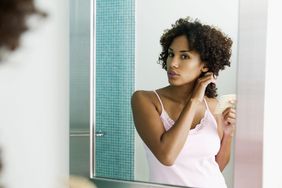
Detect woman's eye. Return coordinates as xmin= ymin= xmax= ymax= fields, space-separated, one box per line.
xmin=168 ymin=52 xmax=174 ymax=57
xmin=181 ymin=54 xmax=189 ymax=59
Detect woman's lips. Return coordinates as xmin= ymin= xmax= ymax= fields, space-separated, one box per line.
xmin=167 ymin=71 xmax=180 ymax=78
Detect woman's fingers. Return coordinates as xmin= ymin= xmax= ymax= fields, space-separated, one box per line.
xmin=222 ymin=107 xmax=236 ymax=124
xmin=197 ymin=72 xmax=216 ymax=86
xmin=191 ymin=72 xmax=216 ymax=102
xmin=225 ymin=117 xmax=236 ymax=125
xmin=222 ymin=108 xmax=236 ymax=118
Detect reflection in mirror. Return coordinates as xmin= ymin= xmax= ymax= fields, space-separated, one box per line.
xmin=134 ymin=1 xmax=238 ymax=188
xmin=90 ymin=0 xmax=238 ymax=188
xmin=133 ymin=19 xmax=236 ymax=188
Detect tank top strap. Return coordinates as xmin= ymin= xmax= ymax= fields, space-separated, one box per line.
xmin=153 ymin=91 xmax=164 ymax=112
xmin=203 ymin=97 xmax=211 ymax=112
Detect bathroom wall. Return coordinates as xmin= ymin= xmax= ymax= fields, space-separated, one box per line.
xmin=69 ymin=0 xmax=136 ymax=180
xmin=264 ymin=0 xmax=282 ymax=187
xmin=95 ymin=0 xmax=135 ymax=180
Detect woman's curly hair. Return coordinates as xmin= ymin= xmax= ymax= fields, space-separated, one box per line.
xmin=0 ymin=1 xmax=46 ymax=186
xmin=0 ymin=0 xmax=46 ymax=54
xmin=158 ymin=17 xmax=233 ymax=98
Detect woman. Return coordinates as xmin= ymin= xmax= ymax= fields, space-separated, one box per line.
xmin=131 ymin=17 xmax=235 ymax=188
xmin=0 ymin=1 xmax=46 ymax=187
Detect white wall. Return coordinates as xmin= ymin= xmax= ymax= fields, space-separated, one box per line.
xmin=135 ymin=0 xmax=238 ymax=94
xmin=0 ymin=0 xmax=69 ymax=188
xmin=263 ymin=0 xmax=282 ymax=187
xmin=135 ymin=0 xmax=238 ymax=187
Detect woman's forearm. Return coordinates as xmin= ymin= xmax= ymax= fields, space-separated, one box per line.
xmin=215 ymin=133 xmax=233 ymax=171
xmin=159 ymin=98 xmax=201 ymax=165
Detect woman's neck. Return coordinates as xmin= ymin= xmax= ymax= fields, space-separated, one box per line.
xmin=164 ymin=84 xmax=195 ymax=104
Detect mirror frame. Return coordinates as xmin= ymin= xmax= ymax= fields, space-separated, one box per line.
xmin=89 ymin=0 xmax=268 ymax=187
xmin=233 ymin=0 xmax=267 ymax=187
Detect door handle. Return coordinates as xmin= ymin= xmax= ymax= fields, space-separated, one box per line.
xmin=95 ymin=130 xmax=106 ymax=137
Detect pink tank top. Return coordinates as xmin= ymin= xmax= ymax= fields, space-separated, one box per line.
xmin=143 ymin=91 xmax=227 ymax=188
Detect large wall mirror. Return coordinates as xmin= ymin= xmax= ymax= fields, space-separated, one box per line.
xmin=70 ymin=0 xmax=267 ymax=187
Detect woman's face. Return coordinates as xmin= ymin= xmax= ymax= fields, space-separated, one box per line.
xmin=166 ymin=35 xmax=206 ymax=86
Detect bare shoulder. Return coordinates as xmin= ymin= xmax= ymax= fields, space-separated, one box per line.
xmin=131 ymin=90 xmax=155 ymax=105
xmin=205 ymin=96 xmax=218 ymax=114
xmin=131 ymin=90 xmax=150 ymax=99
xmin=131 ymin=90 xmax=160 ymax=112
xmin=131 ymin=90 xmax=165 ymax=137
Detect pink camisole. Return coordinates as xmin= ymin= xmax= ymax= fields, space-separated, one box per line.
xmin=143 ymin=91 xmax=227 ymax=188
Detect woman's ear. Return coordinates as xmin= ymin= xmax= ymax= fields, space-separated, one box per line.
xmin=201 ymin=66 xmax=209 ymax=73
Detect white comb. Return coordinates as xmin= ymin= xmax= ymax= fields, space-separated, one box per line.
xmin=214 ymin=94 xmax=236 ymax=114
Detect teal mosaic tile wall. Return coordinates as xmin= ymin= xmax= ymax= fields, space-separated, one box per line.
xmin=95 ymin=0 xmax=135 ymax=180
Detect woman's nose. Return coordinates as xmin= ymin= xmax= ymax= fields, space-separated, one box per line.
xmin=169 ymin=57 xmax=179 ymax=68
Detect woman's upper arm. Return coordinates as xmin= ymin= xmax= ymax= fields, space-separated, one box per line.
xmin=131 ymin=91 xmax=166 ymax=155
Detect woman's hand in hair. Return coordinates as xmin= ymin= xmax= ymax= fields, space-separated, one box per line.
xmin=191 ymin=72 xmax=216 ymax=102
